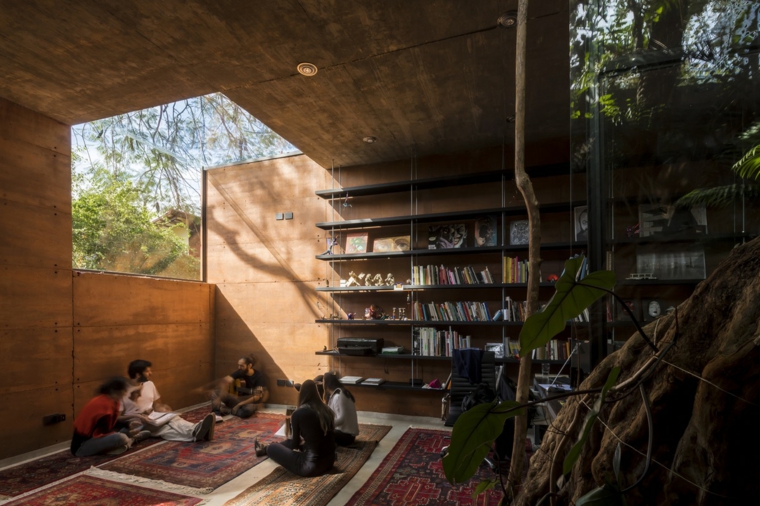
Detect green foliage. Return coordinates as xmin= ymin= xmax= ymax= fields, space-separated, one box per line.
xmin=575 ymin=483 xmax=626 ymax=506
xmin=732 ymin=144 xmax=760 ymax=180
xmin=72 ymin=170 xmax=198 ymax=278
xmin=563 ymin=367 xmax=621 ymax=475
xmin=472 ymin=478 xmax=498 ymax=499
xmin=442 ymin=400 xmax=523 ymax=484
xmin=520 ymin=256 xmax=616 ymax=354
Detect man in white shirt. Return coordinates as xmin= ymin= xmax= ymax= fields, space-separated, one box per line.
xmin=124 ymin=359 xmax=214 ymax=442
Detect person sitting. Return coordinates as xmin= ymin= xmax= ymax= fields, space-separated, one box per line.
xmin=124 ymin=359 xmax=214 ymax=442
xmin=71 ymin=377 xmax=149 ymax=456
xmin=254 ymin=379 xmax=336 ymax=477
xmin=323 ymin=372 xmax=359 ymax=446
xmin=201 ymin=354 xmax=269 ymax=419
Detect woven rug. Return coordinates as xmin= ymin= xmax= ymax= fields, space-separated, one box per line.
xmin=224 ymin=423 xmax=392 ymax=506
xmin=346 ymin=428 xmax=503 ymax=506
xmin=96 ymin=412 xmax=285 ymax=493
xmin=0 ymin=475 xmax=202 ymax=505
xmin=0 ymin=404 xmax=212 ymax=499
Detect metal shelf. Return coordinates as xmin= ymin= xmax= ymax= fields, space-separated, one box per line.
xmin=315 ymin=164 xmax=569 ymax=200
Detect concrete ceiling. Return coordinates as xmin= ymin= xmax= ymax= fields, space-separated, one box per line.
xmin=0 ymin=0 xmax=569 ymax=168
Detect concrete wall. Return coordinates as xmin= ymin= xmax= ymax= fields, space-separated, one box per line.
xmin=206 ymin=155 xmax=332 ymax=409
xmin=0 ymin=98 xmax=214 ymax=459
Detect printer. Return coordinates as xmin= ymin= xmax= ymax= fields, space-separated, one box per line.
xmin=337 ymin=337 xmax=384 ymax=356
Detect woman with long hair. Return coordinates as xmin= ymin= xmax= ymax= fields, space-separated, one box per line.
xmin=71 ymin=377 xmax=149 ymax=456
xmin=323 ymin=372 xmax=359 ymax=446
xmin=255 ymin=379 xmax=335 ymax=477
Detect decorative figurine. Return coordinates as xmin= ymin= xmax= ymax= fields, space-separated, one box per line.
xmin=347 ymin=312 xmax=355 ymax=320
xmin=385 ymin=273 xmax=395 ymax=286
xmin=547 ymin=274 xmax=559 ymax=283
xmin=345 ymin=271 xmax=361 ymax=287
xmin=321 ymin=236 xmax=338 ymax=255
xmin=360 ymin=273 xmax=373 ymax=286
xmin=372 ymin=273 xmax=384 ymax=286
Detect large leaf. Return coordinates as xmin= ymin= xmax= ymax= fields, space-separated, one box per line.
xmin=472 ymin=478 xmax=498 ymax=499
xmin=443 ymin=400 xmax=523 ymax=484
xmin=520 ymin=256 xmax=615 ymax=354
xmin=733 ymin=144 xmax=760 ymax=180
xmin=575 ymin=483 xmax=625 ymax=506
xmin=563 ymin=367 xmax=621 ymax=475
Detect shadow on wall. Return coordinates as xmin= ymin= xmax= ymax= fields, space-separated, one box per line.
xmin=205 ymin=173 xmax=325 ymax=321
xmin=214 ymin=287 xmax=301 ymax=407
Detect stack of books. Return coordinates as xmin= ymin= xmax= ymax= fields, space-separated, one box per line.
xmin=362 ymin=378 xmax=386 ymax=386
xmin=340 ymin=376 xmax=364 ymax=384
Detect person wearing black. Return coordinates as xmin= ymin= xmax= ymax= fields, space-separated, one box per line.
xmin=255 ymin=380 xmax=336 ymax=477
xmin=200 ymin=354 xmax=269 ymax=419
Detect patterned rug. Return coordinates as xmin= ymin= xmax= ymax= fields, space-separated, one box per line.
xmin=346 ymin=428 xmax=503 ymax=506
xmin=224 ymin=423 xmax=392 ymax=506
xmin=1 ymin=475 xmax=202 ymax=505
xmin=0 ymin=405 xmax=212 ymax=499
xmin=97 ymin=412 xmax=285 ymax=493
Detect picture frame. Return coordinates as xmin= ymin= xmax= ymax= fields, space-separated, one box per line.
xmin=639 ymin=204 xmax=708 ymax=238
xmin=373 ymin=235 xmax=411 ymax=252
xmin=509 ymin=220 xmax=529 ymax=245
xmin=574 ymin=206 xmax=588 ymax=242
xmin=345 ymin=232 xmax=369 ymax=254
xmin=484 ymin=343 xmax=505 ymax=359
xmin=474 ymin=215 xmax=497 ymax=247
xmin=636 ymin=245 xmax=706 ymax=280
xmin=428 ymin=224 xmax=467 ymax=249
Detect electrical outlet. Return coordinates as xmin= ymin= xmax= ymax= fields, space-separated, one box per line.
xmin=42 ymin=413 xmax=66 ymax=425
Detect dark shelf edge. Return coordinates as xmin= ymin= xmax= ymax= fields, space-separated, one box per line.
xmin=315 ymin=319 xmax=524 ymax=326
xmin=315 ymin=351 xmax=565 ymax=365
xmin=315 ymin=165 xmax=569 ymax=199
xmin=315 ymin=242 xmax=578 ymax=261
xmin=315 ymin=202 xmax=584 ymax=230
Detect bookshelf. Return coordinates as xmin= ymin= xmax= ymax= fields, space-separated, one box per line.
xmin=314 ymin=164 xmax=582 ymax=389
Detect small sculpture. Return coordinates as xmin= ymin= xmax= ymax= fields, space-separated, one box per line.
xmin=360 ymin=273 xmax=373 ymax=286
xmin=371 ymin=273 xmax=384 ymax=286
xmin=345 ymin=271 xmax=361 ymax=287
xmin=385 ymin=273 xmax=395 ymax=286
xmin=321 ymin=236 xmax=338 ymax=255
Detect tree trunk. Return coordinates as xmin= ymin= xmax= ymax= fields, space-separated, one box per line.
xmin=515 ymin=237 xmax=760 ymax=505
xmin=508 ymin=0 xmax=542 ymax=495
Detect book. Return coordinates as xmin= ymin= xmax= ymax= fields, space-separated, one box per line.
xmin=147 ymin=411 xmax=179 ymax=427
xmin=362 ymin=378 xmax=386 ymax=385
xmin=340 ymin=376 xmax=364 ymax=384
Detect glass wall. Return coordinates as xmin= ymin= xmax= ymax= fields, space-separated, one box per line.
xmin=571 ymin=1 xmax=760 ymax=356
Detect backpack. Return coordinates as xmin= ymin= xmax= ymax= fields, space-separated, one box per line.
xmin=462 ymin=383 xmax=496 ymax=412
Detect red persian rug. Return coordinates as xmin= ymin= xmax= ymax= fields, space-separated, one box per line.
xmin=1 ymin=475 xmax=202 ymax=505
xmin=224 ymin=423 xmax=392 ymax=506
xmin=0 ymin=405 xmax=212 ymax=498
xmin=346 ymin=428 xmax=503 ymax=506
xmin=99 ymin=412 xmax=285 ymax=492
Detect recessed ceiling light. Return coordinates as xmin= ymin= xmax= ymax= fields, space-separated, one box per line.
xmin=497 ymin=11 xmax=518 ymax=29
xmin=297 ymin=62 xmax=318 ymax=76
xmin=363 ymin=136 xmax=377 ymax=144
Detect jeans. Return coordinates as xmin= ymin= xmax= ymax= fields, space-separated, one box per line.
xmin=75 ymin=432 xmax=130 ymax=456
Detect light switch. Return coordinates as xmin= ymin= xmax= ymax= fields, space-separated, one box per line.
xmin=276 ymin=213 xmax=284 ymax=220
xmin=285 ymin=212 xmax=293 ymax=220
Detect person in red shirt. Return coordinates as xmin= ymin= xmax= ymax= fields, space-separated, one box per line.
xmin=71 ymin=377 xmax=146 ymax=456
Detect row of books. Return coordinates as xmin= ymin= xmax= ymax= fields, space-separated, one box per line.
xmin=414 ymin=327 xmax=471 ymax=357
xmin=411 ymin=301 xmax=492 ymax=322
xmin=411 ymin=264 xmax=494 ymax=285
xmin=503 ymin=257 xmax=530 ymax=283
xmin=531 ymin=339 xmax=572 ymax=361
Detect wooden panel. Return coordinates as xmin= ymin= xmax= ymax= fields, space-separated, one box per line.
xmin=0 ymin=266 xmax=73 ymax=328
xmin=73 ymin=323 xmax=213 ymax=383
xmin=0 ymin=387 xmax=74 ymax=460
xmin=74 ymin=362 xmax=213 ymax=415
xmin=73 ymin=272 xmax=212 ymax=326
xmin=0 ymin=98 xmax=70 ymax=154
xmin=0 ymin=137 xmax=71 ymax=210
xmin=205 ymin=240 xmax=324 ymax=284
xmin=0 ymin=198 xmax=71 ymax=269
xmin=0 ymin=327 xmax=72 ymax=394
